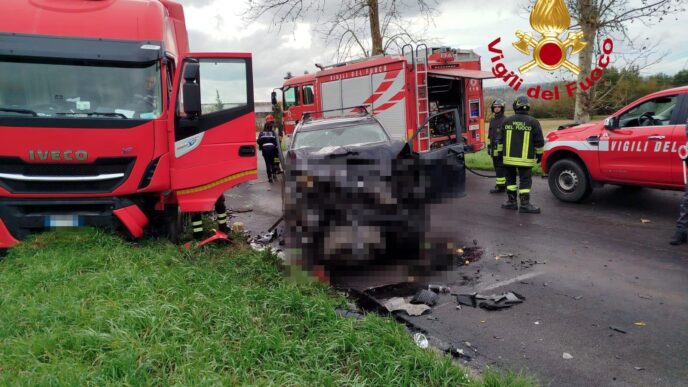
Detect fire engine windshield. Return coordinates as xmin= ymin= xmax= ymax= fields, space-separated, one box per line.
xmin=0 ymin=60 xmax=162 ymax=120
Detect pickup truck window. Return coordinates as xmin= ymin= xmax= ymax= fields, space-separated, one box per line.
xmin=619 ymin=95 xmax=677 ymax=128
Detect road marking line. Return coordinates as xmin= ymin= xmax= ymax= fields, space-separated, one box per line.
xmin=478 ymin=271 xmax=544 ymax=292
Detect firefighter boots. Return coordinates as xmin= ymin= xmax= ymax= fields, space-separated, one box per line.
xmin=518 ymin=193 xmax=541 ymax=214
xmin=670 ymin=230 xmax=687 ymax=245
xmin=501 ymin=191 xmax=518 ymax=210
xmin=490 ymin=185 xmax=506 ymax=194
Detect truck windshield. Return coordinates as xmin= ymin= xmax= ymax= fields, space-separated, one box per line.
xmin=0 ymin=60 xmax=162 ymax=120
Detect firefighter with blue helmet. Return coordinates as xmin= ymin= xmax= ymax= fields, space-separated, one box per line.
xmin=497 ymin=96 xmax=545 ymax=214
xmin=487 ymin=98 xmax=507 ymax=194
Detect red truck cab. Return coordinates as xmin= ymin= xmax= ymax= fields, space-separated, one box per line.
xmin=280 ymin=74 xmax=316 ymax=135
xmin=0 ymin=0 xmax=257 ymax=249
xmin=542 ymin=86 xmax=688 ymax=202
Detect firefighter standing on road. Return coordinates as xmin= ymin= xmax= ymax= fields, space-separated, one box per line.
xmin=257 ymin=114 xmax=279 ymax=183
xmin=498 ymin=96 xmax=545 ymax=214
xmin=487 ymin=99 xmax=507 ymax=194
xmin=670 ymin=119 xmax=688 ymax=246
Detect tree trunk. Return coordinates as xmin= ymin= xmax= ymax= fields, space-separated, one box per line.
xmin=368 ymin=0 xmax=384 ymax=55
xmin=573 ymin=0 xmax=596 ymax=123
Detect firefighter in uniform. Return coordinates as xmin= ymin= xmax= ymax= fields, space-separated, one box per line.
xmin=257 ymin=115 xmax=279 ymax=183
xmin=487 ymin=99 xmax=507 ymax=193
xmin=498 ymin=96 xmax=545 ymax=213
xmin=670 ymin=118 xmax=688 ymax=245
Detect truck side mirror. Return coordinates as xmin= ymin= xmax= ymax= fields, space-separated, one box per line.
xmin=271 ymin=91 xmax=278 ymax=106
xmin=603 ymin=116 xmax=618 ymax=130
xmin=182 ymin=62 xmax=201 ymax=116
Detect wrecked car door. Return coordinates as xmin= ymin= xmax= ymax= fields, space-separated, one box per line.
xmin=397 ymin=109 xmax=467 ymax=203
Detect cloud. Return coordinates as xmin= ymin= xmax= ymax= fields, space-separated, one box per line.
xmin=177 ymin=0 xmax=688 ymax=101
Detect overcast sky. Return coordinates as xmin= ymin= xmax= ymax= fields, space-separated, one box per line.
xmin=178 ymin=0 xmax=688 ymax=101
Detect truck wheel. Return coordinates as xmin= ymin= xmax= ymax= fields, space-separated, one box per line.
xmin=548 ymin=159 xmax=592 ymax=203
xmin=162 ymin=205 xmax=183 ymax=243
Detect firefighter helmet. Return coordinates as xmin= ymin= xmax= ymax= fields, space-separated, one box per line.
xmin=491 ymin=98 xmax=506 ymax=113
xmin=265 ymin=114 xmax=274 ymax=123
xmin=513 ymin=96 xmax=530 ymax=112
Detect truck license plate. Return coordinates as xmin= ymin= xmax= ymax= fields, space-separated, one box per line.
xmin=45 ymin=215 xmax=81 ymax=228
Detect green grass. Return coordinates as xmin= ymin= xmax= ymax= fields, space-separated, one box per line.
xmin=0 ymin=229 xmax=536 ymax=386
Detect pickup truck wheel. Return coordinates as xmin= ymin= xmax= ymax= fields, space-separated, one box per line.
xmin=548 ymin=159 xmax=592 ymax=203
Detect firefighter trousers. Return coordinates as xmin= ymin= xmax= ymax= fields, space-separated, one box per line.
xmin=492 ymin=155 xmax=506 ymax=187
xmin=191 ymin=196 xmax=229 ymax=239
xmin=504 ymin=166 xmax=532 ymax=194
xmin=677 ymin=185 xmax=688 ymax=231
xmin=261 ymin=146 xmax=278 ymax=180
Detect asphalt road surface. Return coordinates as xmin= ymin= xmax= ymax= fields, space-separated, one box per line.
xmin=227 ymin=158 xmax=688 ymax=386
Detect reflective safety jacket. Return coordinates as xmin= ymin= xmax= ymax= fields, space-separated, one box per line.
xmin=498 ymin=112 xmax=545 ymax=167
xmin=487 ymin=112 xmax=506 ymax=157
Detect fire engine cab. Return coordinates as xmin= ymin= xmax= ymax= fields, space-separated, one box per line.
xmin=543 ymin=86 xmax=688 ymax=202
xmin=0 ymin=0 xmax=257 ymax=250
xmin=275 ymin=46 xmax=493 ymax=152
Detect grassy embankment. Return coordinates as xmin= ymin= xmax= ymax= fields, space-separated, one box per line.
xmin=0 ymin=229 xmax=536 ymax=386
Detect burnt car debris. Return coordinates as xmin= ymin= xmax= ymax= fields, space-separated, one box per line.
xmin=280 ymin=107 xmax=468 ymax=280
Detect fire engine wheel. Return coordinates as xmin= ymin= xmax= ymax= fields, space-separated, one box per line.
xmin=548 ymin=159 xmax=592 ymax=203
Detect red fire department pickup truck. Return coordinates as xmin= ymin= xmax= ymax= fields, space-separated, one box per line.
xmin=542 ymin=86 xmax=688 ymax=202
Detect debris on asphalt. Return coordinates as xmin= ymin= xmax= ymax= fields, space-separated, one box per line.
xmin=534 ymin=321 xmax=540 ymax=325
xmin=411 ymin=289 xmax=439 ymax=306
xmin=640 ymin=218 xmax=651 ymax=224
xmin=335 ymin=308 xmax=364 ymax=320
xmin=426 ymin=316 xmax=439 ymax=321
xmin=634 ymin=322 xmax=647 ymax=327
xmin=638 ymin=294 xmax=653 ymax=300
xmin=231 ymin=222 xmax=245 ymax=233
xmin=573 ymin=296 xmax=583 ymax=300
xmin=543 ymin=282 xmax=549 ymax=287
xmin=413 ymin=333 xmax=429 ymax=349
xmin=455 ymin=291 xmax=526 ymax=311
xmin=254 ymin=230 xmax=277 ymax=244
xmin=634 ymin=366 xmax=645 ymax=371
xmin=229 ymin=208 xmax=253 ymax=214
xmin=609 ymin=326 xmax=627 ymax=334
xmin=563 ymin=352 xmax=573 ymax=360
xmin=383 ymin=297 xmax=431 ymax=316
xmin=428 ymin=284 xmax=451 ymax=294
xmin=456 ymin=293 xmax=478 ymax=307
xmin=447 ymin=347 xmax=473 ymax=361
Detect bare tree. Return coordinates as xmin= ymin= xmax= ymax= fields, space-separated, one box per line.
xmin=565 ymin=0 xmax=686 ymax=122
xmin=244 ymin=0 xmax=437 ymax=60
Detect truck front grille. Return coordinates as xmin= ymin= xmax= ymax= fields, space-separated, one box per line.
xmin=0 ymin=157 xmax=135 ymax=194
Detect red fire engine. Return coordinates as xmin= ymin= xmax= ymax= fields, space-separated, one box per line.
xmin=275 ymin=46 xmax=493 ymax=152
xmin=0 ymin=0 xmax=257 ymax=249
xmin=543 ymin=86 xmax=688 ymax=202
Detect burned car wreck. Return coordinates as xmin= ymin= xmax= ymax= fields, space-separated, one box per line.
xmin=281 ymin=108 xmax=468 ymax=279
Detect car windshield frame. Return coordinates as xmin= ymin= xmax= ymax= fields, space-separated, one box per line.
xmin=0 ymin=57 xmax=163 ymax=128
xmin=291 ymin=119 xmax=391 ymax=150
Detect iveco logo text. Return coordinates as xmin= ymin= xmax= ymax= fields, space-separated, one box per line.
xmin=28 ymin=150 xmax=88 ymax=161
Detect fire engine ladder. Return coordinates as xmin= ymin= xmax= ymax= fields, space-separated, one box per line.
xmin=415 ymin=44 xmax=430 ymax=151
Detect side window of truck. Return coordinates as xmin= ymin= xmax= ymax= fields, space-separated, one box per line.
xmin=302 ymin=85 xmax=315 ymax=105
xmin=198 ymin=59 xmax=249 ymax=115
xmin=284 ymin=87 xmax=299 ymax=109
xmin=618 ymin=95 xmax=677 ymax=128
